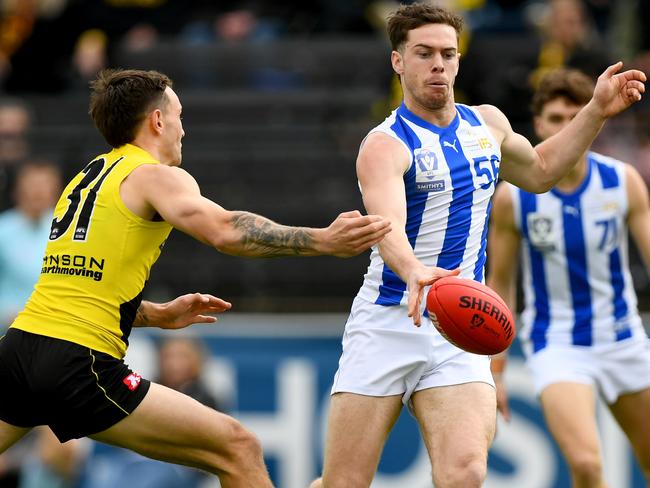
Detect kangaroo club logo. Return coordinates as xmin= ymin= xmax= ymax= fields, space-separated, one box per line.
xmin=123 ymin=372 xmax=142 ymax=391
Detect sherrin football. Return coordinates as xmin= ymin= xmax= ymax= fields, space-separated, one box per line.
xmin=426 ymin=276 xmax=515 ymax=355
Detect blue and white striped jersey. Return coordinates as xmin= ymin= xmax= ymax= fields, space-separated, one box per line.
xmin=511 ymin=153 xmax=646 ymax=355
xmin=357 ymin=103 xmax=501 ymax=307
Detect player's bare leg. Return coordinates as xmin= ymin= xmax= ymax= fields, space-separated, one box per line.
xmin=609 ymin=387 xmax=650 ymax=485
xmin=90 ymin=383 xmax=273 ymax=488
xmin=0 ymin=419 xmax=30 ymax=453
xmin=411 ymin=382 xmax=495 ymax=488
xmin=318 ymin=392 xmax=402 ymax=488
xmin=540 ymin=382 xmax=607 ymax=488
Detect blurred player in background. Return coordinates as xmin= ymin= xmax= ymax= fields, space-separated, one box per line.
xmin=310 ymin=3 xmax=645 ymax=488
xmin=487 ymin=68 xmax=650 ymax=488
xmin=0 ymin=68 xmax=391 ymax=488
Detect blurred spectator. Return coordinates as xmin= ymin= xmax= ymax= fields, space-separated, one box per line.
xmin=583 ymin=0 xmax=614 ymax=35
xmin=0 ymin=0 xmax=37 ymax=84
xmin=0 ymin=98 xmax=30 ymax=166
xmin=0 ymin=430 xmax=33 ymax=488
xmin=4 ymin=0 xmax=197 ymax=93
xmin=157 ymin=336 xmax=222 ymax=411
xmin=0 ymin=160 xmax=61 ymax=327
xmin=0 ymin=98 xmax=31 ymax=211
xmin=456 ymin=0 xmax=612 ymax=138
xmin=18 ymin=428 xmax=90 ymax=488
xmin=71 ymin=29 xmax=108 ymax=89
xmin=463 ymin=0 xmax=531 ymax=33
xmin=2 ymin=0 xmax=76 ymax=93
xmin=530 ymin=0 xmax=612 ymax=83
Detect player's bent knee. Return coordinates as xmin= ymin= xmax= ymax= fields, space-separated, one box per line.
xmin=569 ymin=455 xmax=603 ymax=484
xmin=433 ymin=458 xmax=486 ymax=488
xmin=205 ymin=417 xmax=264 ymax=476
xmin=322 ymin=472 xmax=373 ymax=488
xmin=225 ymin=420 xmax=263 ymax=461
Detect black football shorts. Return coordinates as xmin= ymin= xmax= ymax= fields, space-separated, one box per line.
xmin=0 ymin=328 xmax=150 ymax=442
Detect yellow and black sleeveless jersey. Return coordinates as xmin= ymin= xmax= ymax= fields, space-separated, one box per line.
xmin=12 ymin=144 xmax=172 ymax=359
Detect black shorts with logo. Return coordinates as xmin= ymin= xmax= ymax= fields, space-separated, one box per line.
xmin=0 ymin=328 xmax=150 ymax=442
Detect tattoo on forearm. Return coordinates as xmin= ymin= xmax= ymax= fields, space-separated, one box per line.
xmin=231 ymin=212 xmax=314 ymax=257
xmin=135 ymin=304 xmax=149 ymax=326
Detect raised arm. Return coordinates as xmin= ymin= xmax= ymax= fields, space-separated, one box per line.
xmin=122 ymin=163 xmax=391 ymax=258
xmin=480 ymin=63 xmax=645 ymax=193
xmin=357 ymin=132 xmax=458 ymax=326
xmin=486 ymin=182 xmax=521 ymax=422
xmin=626 ymin=164 xmax=650 ymax=272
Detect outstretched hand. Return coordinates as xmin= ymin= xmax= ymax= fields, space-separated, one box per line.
xmin=156 ymin=293 xmax=232 ymax=330
xmin=592 ymin=62 xmax=646 ymax=118
xmin=322 ymin=210 xmax=392 ymax=257
xmin=407 ymin=266 xmax=460 ymax=326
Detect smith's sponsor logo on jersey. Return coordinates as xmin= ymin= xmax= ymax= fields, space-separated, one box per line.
xmin=41 ymin=253 xmax=105 ymax=281
xmin=416 ymin=180 xmax=446 ymax=192
xmin=414 ymin=147 xmax=447 ymax=192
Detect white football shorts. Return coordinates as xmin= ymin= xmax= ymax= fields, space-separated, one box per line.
xmin=525 ymin=337 xmax=650 ymax=404
xmin=331 ymin=296 xmax=494 ymax=404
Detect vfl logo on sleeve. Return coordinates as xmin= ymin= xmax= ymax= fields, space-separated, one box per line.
xmin=414 ymin=147 xmax=446 ymax=193
xmin=123 ymin=372 xmax=142 ymax=391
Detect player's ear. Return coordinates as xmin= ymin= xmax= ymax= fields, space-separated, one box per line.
xmin=150 ymin=109 xmax=164 ymax=135
xmin=391 ymin=50 xmax=404 ymax=76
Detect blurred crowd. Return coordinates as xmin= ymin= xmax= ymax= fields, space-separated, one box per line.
xmin=0 ymin=0 xmax=646 ymax=94
xmin=0 ymin=1 xmax=649 ymax=486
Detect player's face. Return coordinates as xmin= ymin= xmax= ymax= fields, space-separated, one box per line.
xmin=161 ymin=87 xmax=185 ymax=166
xmin=534 ymin=97 xmax=583 ymax=141
xmin=392 ymin=23 xmax=460 ymax=111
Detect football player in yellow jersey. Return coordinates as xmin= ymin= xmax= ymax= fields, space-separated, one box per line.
xmin=0 ymin=69 xmax=392 ymax=488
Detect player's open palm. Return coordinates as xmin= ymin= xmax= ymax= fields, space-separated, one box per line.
xmin=323 ymin=211 xmax=391 ymax=257
xmin=406 ymin=266 xmax=460 ymax=326
xmin=592 ymin=62 xmax=646 ymax=118
xmin=158 ymin=293 xmax=232 ymax=329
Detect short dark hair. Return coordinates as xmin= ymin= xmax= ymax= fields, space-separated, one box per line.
xmin=531 ymin=69 xmax=594 ymax=115
xmin=387 ymin=3 xmax=464 ymax=51
xmin=89 ymin=69 xmax=172 ymax=148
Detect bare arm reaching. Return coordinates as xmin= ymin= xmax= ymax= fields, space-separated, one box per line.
xmin=486 ymin=183 xmax=522 ymax=422
xmin=121 ymin=163 xmax=392 ymax=258
xmin=479 ymin=63 xmax=646 ymax=193
xmin=626 ymin=164 xmax=650 ymax=272
xmin=486 ymin=183 xmax=520 ymax=313
xmin=356 ymin=133 xmax=458 ymax=326
xmin=133 ymin=293 xmax=232 ymax=329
